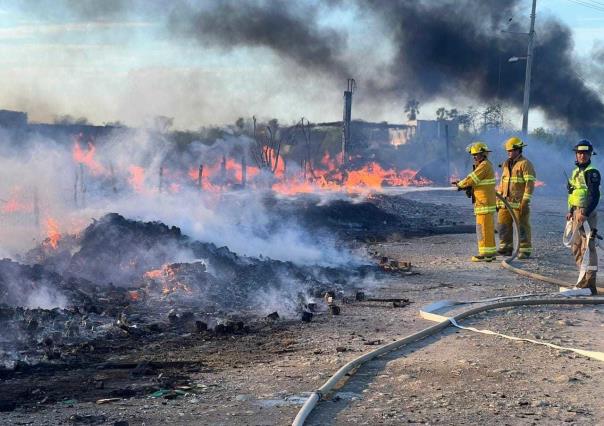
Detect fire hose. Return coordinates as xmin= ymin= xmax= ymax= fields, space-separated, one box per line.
xmin=292 ymin=192 xmax=604 ymax=426
xmin=498 ymin=193 xmax=604 ymax=294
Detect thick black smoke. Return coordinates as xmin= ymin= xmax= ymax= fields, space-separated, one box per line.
xmin=168 ymin=0 xmax=349 ymax=78
xmin=592 ymin=43 xmax=604 ymax=91
xmin=364 ymin=0 xmax=604 ymax=130
xmin=16 ymin=0 xmax=604 ymax=130
xmin=168 ymin=0 xmax=604 ymax=130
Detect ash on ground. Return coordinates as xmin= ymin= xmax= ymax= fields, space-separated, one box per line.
xmin=0 ymin=192 xmax=473 ymax=416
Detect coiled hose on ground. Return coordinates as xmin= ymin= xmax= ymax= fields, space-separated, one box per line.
xmin=292 ymin=193 xmax=603 ymax=426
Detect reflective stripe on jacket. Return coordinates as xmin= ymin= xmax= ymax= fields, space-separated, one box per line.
xmin=458 ymin=159 xmax=497 ymax=215
xmin=497 ymin=155 xmax=536 ymax=209
xmin=568 ymin=164 xmax=597 ymax=209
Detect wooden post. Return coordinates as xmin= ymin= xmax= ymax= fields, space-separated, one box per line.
xmin=74 ymin=169 xmax=79 ymax=207
xmin=197 ymin=165 xmax=203 ymax=191
xmin=33 ymin=187 xmax=40 ymax=237
xmin=79 ymin=164 xmax=85 ymax=207
xmin=221 ymin=155 xmax=227 ymax=186
xmin=159 ymin=166 xmax=164 ymax=193
xmin=109 ymin=162 xmax=118 ymax=194
xmin=241 ymin=154 xmax=247 ymax=188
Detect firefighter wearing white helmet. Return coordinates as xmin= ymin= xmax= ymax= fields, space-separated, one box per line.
xmin=566 ymin=139 xmax=600 ymax=295
xmin=497 ymin=136 xmax=536 ymax=259
xmin=453 ymin=142 xmax=497 ymax=262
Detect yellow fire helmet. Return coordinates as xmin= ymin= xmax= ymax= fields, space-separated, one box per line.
xmin=504 ymin=136 xmax=527 ymax=151
xmin=466 ymin=142 xmax=491 ymax=155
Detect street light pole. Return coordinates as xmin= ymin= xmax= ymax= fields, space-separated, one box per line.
xmin=521 ymin=0 xmax=537 ymax=135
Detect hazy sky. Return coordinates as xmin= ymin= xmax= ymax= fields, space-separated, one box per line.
xmin=0 ymin=0 xmax=601 ymax=130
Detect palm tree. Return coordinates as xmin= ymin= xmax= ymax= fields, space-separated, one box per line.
xmin=436 ymin=107 xmax=447 ymax=120
xmin=404 ymin=99 xmax=420 ymax=121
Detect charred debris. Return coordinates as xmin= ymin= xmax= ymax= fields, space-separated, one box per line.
xmin=0 ymin=191 xmax=471 ymax=372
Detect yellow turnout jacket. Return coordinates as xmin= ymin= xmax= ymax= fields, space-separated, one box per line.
xmin=497 ymin=155 xmax=536 ymax=209
xmin=458 ymin=159 xmax=497 ymax=215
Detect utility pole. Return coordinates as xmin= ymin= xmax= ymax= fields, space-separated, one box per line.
xmin=444 ymin=124 xmax=450 ymax=184
xmin=522 ymin=0 xmax=537 ymax=135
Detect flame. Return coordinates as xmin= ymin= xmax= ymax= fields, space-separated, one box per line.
xmin=73 ymin=140 xmax=105 ymax=175
xmin=128 ymin=290 xmax=140 ymax=302
xmin=45 ymin=218 xmax=61 ymax=249
xmin=128 ymin=166 xmax=145 ymax=192
xmin=267 ymin=162 xmax=431 ymax=195
xmin=144 ymin=264 xmax=192 ymax=295
xmin=345 ymin=163 xmax=385 ymax=188
xmin=271 ymin=179 xmax=325 ymax=195
xmin=69 ymin=141 xmax=437 ymax=198
xmin=187 ymin=159 xmax=261 ymax=191
xmin=188 ymin=167 xmax=198 ymax=181
xmin=144 ymin=268 xmax=163 ymax=280
xmin=1 ymin=187 xmax=32 ymax=213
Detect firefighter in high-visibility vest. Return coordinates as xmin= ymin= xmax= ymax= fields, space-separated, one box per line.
xmin=454 ymin=142 xmax=497 ymax=262
xmin=497 ymin=136 xmax=536 ymax=259
xmin=567 ymin=139 xmax=600 ymax=295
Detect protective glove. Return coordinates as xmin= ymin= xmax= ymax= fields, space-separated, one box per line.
xmin=451 ymin=181 xmax=463 ymax=191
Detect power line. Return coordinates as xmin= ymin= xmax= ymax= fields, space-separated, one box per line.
xmin=566 ymin=0 xmax=604 ymax=11
xmin=565 ymin=0 xmax=604 ymax=12
xmin=578 ymin=0 xmax=604 ymax=8
xmin=584 ymin=0 xmax=604 ymax=7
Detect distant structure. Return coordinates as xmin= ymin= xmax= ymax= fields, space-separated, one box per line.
xmin=0 ymin=108 xmax=123 ymax=145
xmin=0 ymin=110 xmax=27 ymax=128
xmin=316 ymin=120 xmax=414 ymax=149
xmin=409 ymin=119 xmax=459 ymax=141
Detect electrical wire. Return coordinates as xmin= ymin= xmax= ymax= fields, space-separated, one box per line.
xmin=583 ymin=0 xmax=604 ymax=7
xmin=571 ymin=0 xmax=604 ymax=10
xmin=565 ymin=0 xmax=604 ymax=12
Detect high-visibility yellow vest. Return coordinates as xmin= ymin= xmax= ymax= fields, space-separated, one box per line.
xmin=458 ymin=159 xmax=497 ymax=215
xmin=497 ymin=155 xmax=536 ymax=209
xmin=568 ymin=164 xmax=597 ymax=208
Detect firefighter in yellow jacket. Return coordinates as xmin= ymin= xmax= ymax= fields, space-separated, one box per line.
xmin=455 ymin=142 xmax=497 ymax=262
xmin=497 ymin=137 xmax=536 ymax=259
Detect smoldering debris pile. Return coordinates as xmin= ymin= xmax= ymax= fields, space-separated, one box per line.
xmin=27 ymin=212 xmax=363 ymax=298
xmin=274 ymin=192 xmax=473 ymax=241
xmin=0 ymin=212 xmax=372 ymax=368
xmin=0 ymin=191 xmax=474 ymax=369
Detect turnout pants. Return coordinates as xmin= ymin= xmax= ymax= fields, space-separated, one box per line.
xmin=571 ymin=209 xmax=598 ymax=295
xmin=498 ymin=205 xmax=532 ymax=255
xmin=476 ymin=213 xmax=496 ymax=256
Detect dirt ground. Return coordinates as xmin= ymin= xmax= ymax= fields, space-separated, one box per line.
xmin=2 ymin=191 xmax=604 ymax=425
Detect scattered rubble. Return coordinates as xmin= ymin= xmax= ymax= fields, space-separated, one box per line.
xmin=1 ymin=212 xmax=385 ymax=370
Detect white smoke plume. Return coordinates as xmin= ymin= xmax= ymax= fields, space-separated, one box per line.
xmin=0 ymin=127 xmax=357 ymax=268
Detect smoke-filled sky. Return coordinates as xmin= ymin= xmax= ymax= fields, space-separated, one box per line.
xmin=0 ymin=0 xmax=601 ymax=130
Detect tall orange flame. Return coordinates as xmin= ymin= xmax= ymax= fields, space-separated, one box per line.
xmin=46 ymin=218 xmax=61 ymax=249
xmin=128 ymin=166 xmax=145 ymax=193
xmin=73 ymin=141 xmax=105 ymax=175
xmin=1 ymin=187 xmax=32 ymax=213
